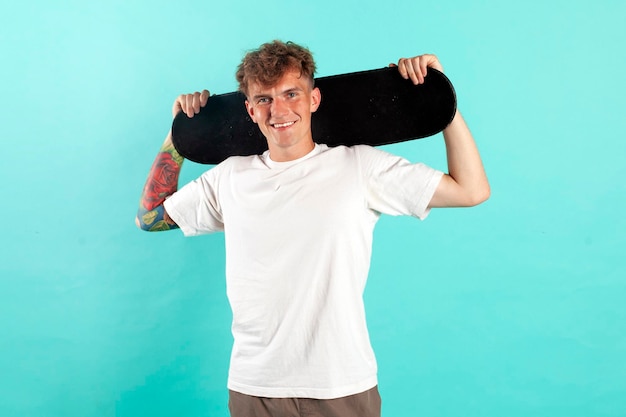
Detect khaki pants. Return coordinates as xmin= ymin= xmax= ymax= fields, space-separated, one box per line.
xmin=228 ymin=386 xmax=381 ymax=417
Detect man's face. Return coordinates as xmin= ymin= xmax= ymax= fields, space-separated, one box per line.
xmin=245 ymin=70 xmax=321 ymax=162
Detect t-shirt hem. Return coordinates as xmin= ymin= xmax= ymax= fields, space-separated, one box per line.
xmin=163 ymin=198 xmax=199 ymax=237
xmin=412 ymin=170 xmax=444 ymax=220
xmin=227 ymin=375 xmax=378 ymax=399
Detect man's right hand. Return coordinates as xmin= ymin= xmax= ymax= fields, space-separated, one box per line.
xmin=172 ymin=89 xmax=210 ymax=119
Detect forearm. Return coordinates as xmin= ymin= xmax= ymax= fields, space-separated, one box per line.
xmin=431 ymin=110 xmax=490 ymax=207
xmin=135 ymin=132 xmax=183 ymax=231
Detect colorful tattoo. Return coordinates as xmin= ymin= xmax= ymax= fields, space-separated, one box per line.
xmin=136 ymin=141 xmax=183 ymax=231
xmin=137 ymin=205 xmax=176 ymax=231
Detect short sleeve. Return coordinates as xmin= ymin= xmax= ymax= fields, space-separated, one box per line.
xmin=164 ymin=167 xmax=224 ymax=236
xmin=355 ymin=145 xmax=443 ymax=220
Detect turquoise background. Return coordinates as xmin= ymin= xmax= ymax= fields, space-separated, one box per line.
xmin=1 ymin=0 xmax=625 ymax=416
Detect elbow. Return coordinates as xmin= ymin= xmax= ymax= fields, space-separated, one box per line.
xmin=467 ymin=183 xmax=491 ymax=207
xmin=135 ymin=215 xmax=151 ymax=231
xmin=135 ymin=207 xmax=178 ymax=232
xmin=135 ymin=213 xmax=160 ymax=232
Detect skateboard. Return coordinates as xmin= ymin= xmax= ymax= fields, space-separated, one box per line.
xmin=171 ymin=67 xmax=456 ymax=165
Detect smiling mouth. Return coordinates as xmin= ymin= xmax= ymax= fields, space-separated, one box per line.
xmin=271 ymin=121 xmax=295 ymax=129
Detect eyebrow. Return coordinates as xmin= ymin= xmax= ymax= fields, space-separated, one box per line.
xmin=251 ymin=86 xmax=304 ymax=102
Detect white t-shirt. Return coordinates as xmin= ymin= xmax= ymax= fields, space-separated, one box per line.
xmin=164 ymin=144 xmax=443 ymax=399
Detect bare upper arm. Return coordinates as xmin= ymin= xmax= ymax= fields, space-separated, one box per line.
xmin=429 ymin=174 xmax=490 ymax=208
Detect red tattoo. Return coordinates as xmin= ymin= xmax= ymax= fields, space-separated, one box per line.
xmin=142 ymin=152 xmax=180 ymax=211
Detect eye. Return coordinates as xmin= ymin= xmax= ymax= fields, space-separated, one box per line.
xmin=257 ymin=97 xmax=270 ymax=105
xmin=287 ymin=92 xmax=298 ymax=98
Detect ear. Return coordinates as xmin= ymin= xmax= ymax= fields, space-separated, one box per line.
xmin=310 ymin=87 xmax=321 ymax=113
xmin=245 ymin=100 xmax=257 ymax=124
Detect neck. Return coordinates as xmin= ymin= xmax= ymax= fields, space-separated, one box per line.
xmin=267 ymin=139 xmax=316 ymax=162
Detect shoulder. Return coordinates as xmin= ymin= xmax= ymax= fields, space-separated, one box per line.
xmin=314 ymin=144 xmax=408 ymax=169
xmin=204 ymin=153 xmax=265 ymax=174
xmin=316 ymin=143 xmax=381 ymax=159
xmin=348 ymin=144 xmax=407 ymax=168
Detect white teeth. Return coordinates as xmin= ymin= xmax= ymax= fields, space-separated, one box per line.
xmin=273 ymin=121 xmax=294 ymax=128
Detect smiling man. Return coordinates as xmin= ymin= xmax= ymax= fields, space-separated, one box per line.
xmin=243 ymin=67 xmax=321 ymax=161
xmin=136 ymin=40 xmax=489 ymax=417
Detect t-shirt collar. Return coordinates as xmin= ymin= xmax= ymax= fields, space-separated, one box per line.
xmin=262 ymin=143 xmax=321 ymax=169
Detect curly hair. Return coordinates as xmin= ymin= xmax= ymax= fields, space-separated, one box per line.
xmin=236 ymin=40 xmax=316 ymax=97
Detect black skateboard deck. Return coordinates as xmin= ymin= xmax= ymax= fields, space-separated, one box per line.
xmin=171 ymin=67 xmax=456 ymax=165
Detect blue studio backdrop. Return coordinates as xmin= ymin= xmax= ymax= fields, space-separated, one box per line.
xmin=1 ymin=1 xmax=625 ymax=416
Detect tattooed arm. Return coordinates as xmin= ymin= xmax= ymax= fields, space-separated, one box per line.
xmin=135 ymin=133 xmax=183 ymax=231
xmin=135 ymin=89 xmax=210 ymax=232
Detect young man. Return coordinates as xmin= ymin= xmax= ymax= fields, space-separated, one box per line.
xmin=136 ymin=40 xmax=489 ymax=417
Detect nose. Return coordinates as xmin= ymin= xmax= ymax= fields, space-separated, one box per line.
xmin=270 ymin=98 xmax=289 ymax=117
